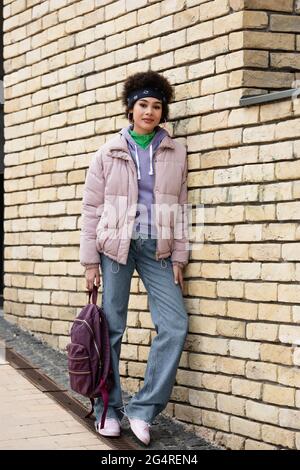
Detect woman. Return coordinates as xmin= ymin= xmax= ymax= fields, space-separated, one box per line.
xmin=79 ymin=70 xmax=189 ymax=446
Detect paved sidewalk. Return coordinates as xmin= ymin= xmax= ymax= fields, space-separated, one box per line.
xmin=0 ymin=362 xmax=114 ymax=450
xmin=0 ymin=312 xmax=222 ymax=450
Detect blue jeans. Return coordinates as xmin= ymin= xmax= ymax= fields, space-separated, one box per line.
xmin=94 ymin=232 xmax=189 ymax=426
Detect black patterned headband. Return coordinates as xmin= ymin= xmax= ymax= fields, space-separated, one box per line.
xmin=127 ymin=87 xmax=167 ymax=109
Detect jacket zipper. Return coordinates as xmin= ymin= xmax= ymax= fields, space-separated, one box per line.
xmin=110 ymin=148 xmax=163 ymax=260
xmin=153 ymin=149 xmax=163 ymax=261
xmin=153 ymin=154 xmax=159 ymax=261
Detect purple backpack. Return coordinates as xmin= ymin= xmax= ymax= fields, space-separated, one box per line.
xmin=66 ymin=285 xmax=114 ymax=429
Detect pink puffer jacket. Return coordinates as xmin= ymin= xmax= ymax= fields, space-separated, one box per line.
xmin=79 ymin=129 xmax=189 ymax=269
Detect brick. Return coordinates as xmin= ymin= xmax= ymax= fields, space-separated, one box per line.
xmin=263 ymin=384 xmax=295 ymax=407
xmin=214 ymin=128 xmax=243 ymax=147
xmin=280 ymin=409 xmax=300 ymax=431
xmin=214 ymin=166 xmax=242 ymax=184
xmin=262 ymin=424 xmax=295 ymax=448
xmin=245 ymin=282 xmax=277 ymax=302
xmin=128 ymin=295 xmax=148 ymax=310
xmin=51 ymin=320 xmax=70 ymax=335
xmin=197 ymin=337 xmax=229 ymax=356
xmin=127 ymin=328 xmax=151 ymax=345
xmin=201 ymin=74 xmax=228 ymax=95
xmin=278 ymin=284 xmax=300 ymax=303
xmin=229 ymin=146 xmax=259 ymax=165
xmin=189 ymin=316 xmax=217 ymax=335
xmin=120 ymin=344 xmax=138 ymax=360
xmin=270 ymin=52 xmax=300 ymax=70
xmin=161 ymin=29 xmax=186 ymax=52
xmin=187 ymin=21 xmax=213 ymax=44
xmin=174 ymin=6 xmax=199 ymax=28
xmin=246 ymin=361 xmax=277 ymax=381
xmin=244 ymin=0 xmax=294 ymax=12
xmin=243 ymin=124 xmax=276 ymax=143
xmin=279 ymin=325 xmax=300 ymax=346
xmin=138 ymin=37 xmax=160 ymax=58
xmin=278 ymin=365 xmax=300 ymax=388
xmin=229 ymin=184 xmax=259 ymax=203
xmin=189 ymin=389 xmax=216 ymax=409
xmin=228 ymin=107 xmax=259 ymax=126
xmin=276 ymin=119 xmax=300 ymax=140
xmin=217 ymin=280 xmax=244 ymax=298
xmin=200 ymin=299 xmax=226 ymax=317
xmin=270 ymin=15 xmax=300 ymax=32
xmin=217 ymin=394 xmax=245 ymax=416
xmin=246 ymin=69 xmax=294 ymax=89
xmin=232 ymin=378 xmax=261 ymax=399
xmin=217 ymin=431 xmax=245 ymax=449
xmin=259 ymin=140 xmax=293 ymax=162
xmin=234 ymin=224 xmax=262 ymax=241
xmin=188 ymin=353 xmax=217 ymax=372
xmin=200 ymin=0 xmax=230 ymax=21
xmin=261 ymin=263 xmax=294 ymax=282
xmin=230 ymin=31 xmax=295 ymax=51
xmin=188 ymin=59 xmax=215 ymax=79
xmin=217 ymin=356 xmax=245 ymax=375
xmin=231 ymin=262 xmax=260 ymax=280
xmin=229 ymin=340 xmax=260 ymax=359
xmin=188 ymin=167 xmax=212 ymax=187
xmin=202 ymin=374 xmax=231 ymax=393
xmin=175 ymin=44 xmax=199 ymax=65
xmin=149 ymin=15 xmax=173 ymax=36
xmin=227 ymin=300 xmax=258 ymax=320
xmin=214 ymin=11 xmax=268 ymax=35
xmin=230 ymin=416 xmax=261 ymax=439
xmin=246 ymin=400 xmax=278 ymax=424
xmin=202 ymin=409 xmax=230 ymax=431
xmin=188 ymin=277 xmax=216 ymax=297
xmin=261 ymin=224 xmax=295 ymax=243
xmin=200 ymin=187 xmax=227 ymax=204
xmin=293 ymin=306 xmax=300 ymax=324
xmin=245 ymin=439 xmax=277 ymax=450
xmin=214 ymin=88 xmax=245 ymax=110
xmin=200 ymin=36 xmax=229 ymax=59
xmin=246 ymin=323 xmax=278 ymax=342
xmin=216 ymin=319 xmax=246 ymax=338
xmin=258 ymin=303 xmax=292 ymax=323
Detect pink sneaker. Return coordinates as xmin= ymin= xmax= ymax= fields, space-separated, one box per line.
xmin=128 ymin=417 xmax=151 ymax=446
xmin=95 ymin=417 xmax=121 ymax=437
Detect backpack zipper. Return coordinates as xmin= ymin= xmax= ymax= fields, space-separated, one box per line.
xmin=74 ymin=318 xmax=102 ymax=366
xmin=68 ymin=356 xmax=90 ymax=360
xmin=69 ymin=370 xmax=91 ymax=374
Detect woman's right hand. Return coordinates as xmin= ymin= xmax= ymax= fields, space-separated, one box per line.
xmin=85 ymin=267 xmax=101 ymax=291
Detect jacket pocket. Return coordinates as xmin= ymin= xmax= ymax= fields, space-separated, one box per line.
xmin=96 ymin=227 xmax=109 ymax=253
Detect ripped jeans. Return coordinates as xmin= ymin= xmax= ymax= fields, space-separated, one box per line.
xmin=94 ymin=231 xmax=189 ymax=426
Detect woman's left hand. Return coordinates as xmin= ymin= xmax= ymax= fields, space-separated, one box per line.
xmin=173 ymin=264 xmax=184 ymax=291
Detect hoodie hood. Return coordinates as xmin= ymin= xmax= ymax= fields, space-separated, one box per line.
xmin=119 ymin=124 xmax=169 ymax=180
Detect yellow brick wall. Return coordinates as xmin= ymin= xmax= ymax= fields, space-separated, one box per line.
xmin=2 ymin=0 xmax=300 ymax=450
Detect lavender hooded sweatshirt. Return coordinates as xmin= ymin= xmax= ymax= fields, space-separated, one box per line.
xmin=119 ymin=124 xmax=169 ymax=238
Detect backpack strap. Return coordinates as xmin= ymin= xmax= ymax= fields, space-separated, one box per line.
xmin=98 ymin=380 xmax=109 ymax=429
xmin=99 ymin=308 xmax=112 ymax=383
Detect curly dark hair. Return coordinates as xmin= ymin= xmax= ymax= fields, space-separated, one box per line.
xmin=121 ymin=70 xmax=174 ymax=124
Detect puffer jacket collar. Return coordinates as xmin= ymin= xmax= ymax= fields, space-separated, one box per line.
xmin=105 ymin=131 xmax=175 ymax=159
